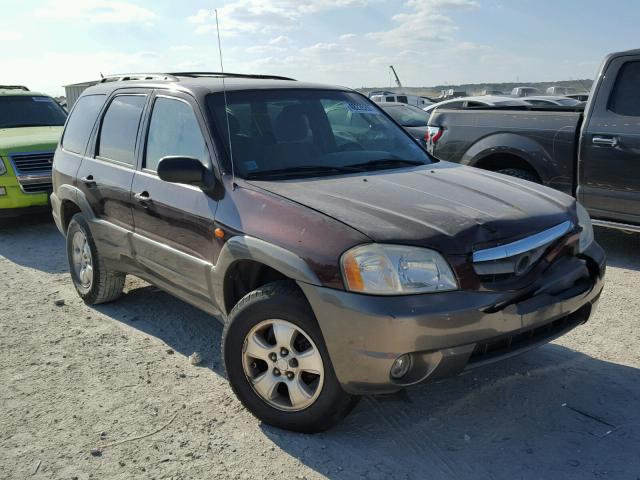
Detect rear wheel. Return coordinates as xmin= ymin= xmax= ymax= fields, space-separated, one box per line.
xmin=495 ymin=168 xmax=541 ymax=183
xmin=223 ymin=281 xmax=358 ymax=432
xmin=66 ymin=213 xmax=125 ymax=305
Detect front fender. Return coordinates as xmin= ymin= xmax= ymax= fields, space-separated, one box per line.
xmin=212 ymin=235 xmax=322 ymax=316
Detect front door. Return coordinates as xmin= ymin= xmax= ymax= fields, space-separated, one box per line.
xmin=131 ymin=92 xmax=220 ymax=304
xmin=578 ymin=57 xmax=640 ymax=225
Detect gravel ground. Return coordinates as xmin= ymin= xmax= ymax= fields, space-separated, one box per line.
xmin=1 ymin=214 xmax=639 ymax=480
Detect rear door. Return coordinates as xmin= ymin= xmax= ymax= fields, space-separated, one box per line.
xmin=130 ymin=91 xmax=220 ymax=303
xmin=76 ymin=90 xmax=149 ymax=261
xmin=578 ymin=57 xmax=640 ymax=225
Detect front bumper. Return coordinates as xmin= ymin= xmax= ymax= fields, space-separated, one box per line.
xmin=299 ymin=243 xmax=605 ymax=395
xmin=0 ymin=176 xmax=50 ymax=216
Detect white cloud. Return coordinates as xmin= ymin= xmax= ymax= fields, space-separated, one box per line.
xmin=301 ymin=42 xmax=342 ymax=54
xmin=339 ymin=33 xmax=357 ymax=41
xmin=246 ymin=44 xmax=286 ymax=54
xmin=2 ymin=50 xmax=169 ymax=95
xmin=366 ymin=0 xmax=478 ymax=48
xmin=269 ymin=35 xmax=292 ymax=46
xmin=188 ymin=0 xmax=369 ymax=36
xmin=36 ymin=0 xmax=156 ymax=25
xmin=0 ymin=31 xmax=23 ymax=42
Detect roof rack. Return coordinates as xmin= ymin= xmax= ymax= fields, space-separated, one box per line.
xmin=0 ymin=85 xmax=30 ymax=91
xmin=168 ymin=72 xmax=296 ymax=81
xmin=99 ymin=73 xmax=179 ymax=83
xmin=96 ymin=72 xmax=296 ymax=85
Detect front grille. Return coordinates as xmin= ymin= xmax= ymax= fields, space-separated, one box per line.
xmin=467 ymin=304 xmax=591 ymax=366
xmin=10 ymin=152 xmax=54 ymax=175
xmin=9 ymin=152 xmax=54 ymax=194
xmin=20 ymin=181 xmax=53 ymax=193
xmin=472 ymin=221 xmax=575 ymax=284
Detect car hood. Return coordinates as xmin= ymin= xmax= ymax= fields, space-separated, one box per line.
xmin=0 ymin=126 xmax=63 ymax=155
xmin=248 ymin=161 xmax=575 ymax=255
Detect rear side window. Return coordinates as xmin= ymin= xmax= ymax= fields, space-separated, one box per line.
xmin=97 ymin=95 xmax=146 ymax=165
xmin=609 ymin=61 xmax=640 ymax=116
xmin=63 ymin=95 xmax=105 ymax=154
xmin=145 ymin=97 xmax=208 ymax=171
xmin=396 ymin=96 xmax=408 ymax=104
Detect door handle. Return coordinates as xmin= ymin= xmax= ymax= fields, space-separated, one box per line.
xmin=80 ymin=175 xmax=96 ymax=187
xmin=592 ymin=136 xmax=619 ymax=147
xmin=134 ymin=191 xmax=151 ymax=204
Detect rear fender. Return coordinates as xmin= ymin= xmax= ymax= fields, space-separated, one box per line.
xmin=462 ymin=133 xmax=551 ymax=182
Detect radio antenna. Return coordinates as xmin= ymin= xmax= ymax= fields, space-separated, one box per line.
xmin=214 ymin=9 xmax=236 ymax=188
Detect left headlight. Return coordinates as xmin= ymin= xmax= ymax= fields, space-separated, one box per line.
xmin=576 ymin=202 xmax=594 ymax=252
xmin=341 ymin=244 xmax=458 ymax=295
xmin=0 ymin=157 xmax=6 ymax=176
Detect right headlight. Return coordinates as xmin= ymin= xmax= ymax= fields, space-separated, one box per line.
xmin=576 ymin=202 xmax=594 ymax=253
xmin=0 ymin=157 xmax=6 ymax=176
xmin=341 ymin=243 xmax=458 ymax=295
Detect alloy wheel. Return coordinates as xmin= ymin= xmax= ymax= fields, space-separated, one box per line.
xmin=71 ymin=230 xmax=93 ymax=289
xmin=242 ymin=319 xmax=324 ymax=411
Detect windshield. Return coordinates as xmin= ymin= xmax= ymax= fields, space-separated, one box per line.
xmin=207 ymin=89 xmax=431 ymax=179
xmin=0 ymin=95 xmax=67 ymax=129
xmin=382 ymin=104 xmax=430 ymax=127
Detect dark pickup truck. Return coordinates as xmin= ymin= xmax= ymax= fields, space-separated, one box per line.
xmin=427 ymin=48 xmax=640 ymax=232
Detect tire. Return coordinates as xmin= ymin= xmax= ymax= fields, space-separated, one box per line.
xmin=495 ymin=168 xmax=541 ymax=184
xmin=223 ymin=281 xmax=358 ymax=433
xmin=66 ymin=213 xmax=125 ymax=305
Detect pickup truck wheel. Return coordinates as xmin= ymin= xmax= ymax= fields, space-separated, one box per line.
xmin=496 ymin=168 xmax=541 ymax=184
xmin=222 ymin=281 xmax=358 ymax=433
xmin=66 ymin=213 xmax=125 ymax=305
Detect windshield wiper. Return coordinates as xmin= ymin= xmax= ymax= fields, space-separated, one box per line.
xmin=344 ymin=158 xmax=425 ymax=171
xmin=246 ymin=165 xmax=356 ymax=179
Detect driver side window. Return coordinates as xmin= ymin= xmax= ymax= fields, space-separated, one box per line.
xmin=145 ymin=97 xmax=208 ymax=172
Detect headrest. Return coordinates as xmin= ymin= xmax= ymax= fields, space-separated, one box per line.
xmin=274 ymin=104 xmax=311 ymax=142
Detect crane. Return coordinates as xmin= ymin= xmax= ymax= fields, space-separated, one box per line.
xmin=389 ymin=65 xmax=402 ymax=88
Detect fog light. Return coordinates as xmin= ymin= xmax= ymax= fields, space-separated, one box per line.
xmin=0 ymin=187 xmax=6 ymax=196
xmin=390 ymin=354 xmax=412 ymax=379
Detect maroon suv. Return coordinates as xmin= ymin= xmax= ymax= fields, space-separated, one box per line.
xmin=51 ymin=72 xmax=605 ymax=432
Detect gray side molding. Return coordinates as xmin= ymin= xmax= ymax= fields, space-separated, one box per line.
xmin=212 ymin=235 xmax=321 ymax=315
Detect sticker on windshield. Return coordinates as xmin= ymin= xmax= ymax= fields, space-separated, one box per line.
xmin=32 ymin=96 xmax=54 ymax=102
xmin=244 ymin=160 xmax=258 ymax=171
xmin=345 ymin=102 xmax=380 ymax=114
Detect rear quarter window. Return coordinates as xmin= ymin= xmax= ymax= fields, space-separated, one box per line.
xmin=62 ymin=95 xmax=106 ymax=155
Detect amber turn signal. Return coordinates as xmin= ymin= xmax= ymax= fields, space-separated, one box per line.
xmin=214 ymin=228 xmax=225 ymax=239
xmin=341 ymin=253 xmax=365 ymax=291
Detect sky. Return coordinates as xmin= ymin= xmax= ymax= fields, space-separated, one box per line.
xmin=1 ymin=0 xmax=638 ymax=96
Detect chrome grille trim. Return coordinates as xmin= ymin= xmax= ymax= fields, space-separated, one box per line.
xmin=472 ymin=221 xmax=573 ymax=263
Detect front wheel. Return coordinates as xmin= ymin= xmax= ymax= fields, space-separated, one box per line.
xmin=222 ymin=281 xmax=358 ymax=433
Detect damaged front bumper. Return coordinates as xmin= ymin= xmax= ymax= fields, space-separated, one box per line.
xmin=299 ymin=242 xmax=605 ymax=395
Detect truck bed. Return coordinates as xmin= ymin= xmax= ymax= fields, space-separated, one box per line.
xmin=428 ymin=107 xmax=584 ymax=195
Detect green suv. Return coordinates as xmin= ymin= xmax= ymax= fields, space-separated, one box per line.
xmin=0 ymin=87 xmax=67 ymax=217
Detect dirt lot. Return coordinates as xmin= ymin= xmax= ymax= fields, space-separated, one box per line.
xmin=1 ymin=214 xmax=639 ymax=480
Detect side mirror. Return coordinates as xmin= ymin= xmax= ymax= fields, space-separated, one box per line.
xmin=157 ymin=156 xmax=207 ymax=187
